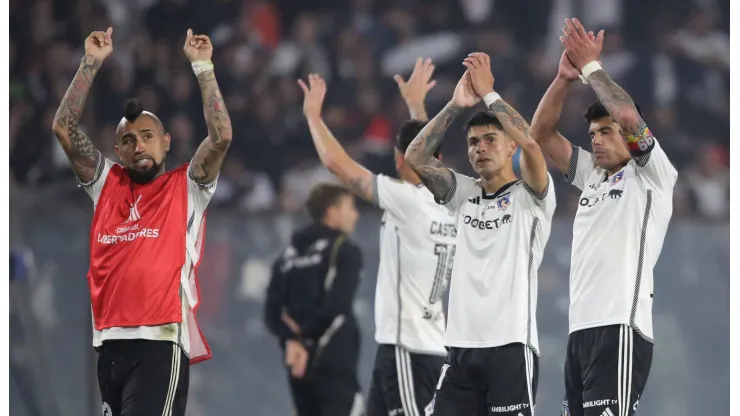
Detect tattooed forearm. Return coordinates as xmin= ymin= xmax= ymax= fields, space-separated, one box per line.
xmin=347 ymin=175 xmax=375 ymax=203
xmin=405 ymin=103 xmax=462 ymax=166
xmin=489 ymin=99 xmax=531 ymax=138
xmin=52 ymin=54 xmax=102 ymax=183
xmin=586 ymin=70 xmax=643 ymax=135
xmin=191 ymin=70 xmax=233 ymax=184
xmin=414 ymin=158 xmax=455 ymax=201
xmin=196 ymin=70 xmax=233 ymax=145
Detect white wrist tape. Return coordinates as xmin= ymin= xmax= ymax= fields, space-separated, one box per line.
xmin=191 ymin=60 xmax=214 ymax=76
xmin=483 ymin=92 xmax=502 ymax=108
xmin=579 ymin=61 xmax=602 ymax=84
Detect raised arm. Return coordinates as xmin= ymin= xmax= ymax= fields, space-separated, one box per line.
xmin=183 ymin=29 xmax=233 ymax=185
xmin=394 ymin=57 xmax=437 ymax=121
xmin=404 ymin=70 xmax=480 ymax=200
xmin=464 ymin=53 xmax=549 ymax=196
xmin=562 ymin=19 xmax=648 ymax=150
xmin=529 ymin=52 xmax=582 ymax=174
xmin=51 ymin=28 xmax=113 ymax=183
xmin=298 ymin=74 xmax=377 ymax=203
xmin=404 ymin=104 xmax=461 ymax=200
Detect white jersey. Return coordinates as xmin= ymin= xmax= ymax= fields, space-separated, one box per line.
xmin=83 ymin=157 xmax=217 ymax=356
xmin=565 ymin=140 xmax=677 ymax=340
xmin=373 ymin=174 xmax=458 ymax=355
xmin=439 ymin=172 xmax=556 ymax=355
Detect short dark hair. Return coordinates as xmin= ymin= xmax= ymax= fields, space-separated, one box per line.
xmin=305 ymin=183 xmax=353 ymax=222
xmin=123 ymin=98 xmax=144 ymax=122
xmin=464 ymin=110 xmax=504 ymax=134
xmin=583 ymin=101 xmax=643 ymax=123
xmin=395 ymin=120 xmax=441 ymax=158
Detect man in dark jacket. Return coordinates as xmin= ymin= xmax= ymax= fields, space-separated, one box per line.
xmin=265 ymin=183 xmax=364 ymax=416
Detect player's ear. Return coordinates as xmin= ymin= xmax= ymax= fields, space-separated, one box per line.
xmin=164 ymin=133 xmax=171 ymax=152
xmin=114 ymin=144 xmax=122 ymax=161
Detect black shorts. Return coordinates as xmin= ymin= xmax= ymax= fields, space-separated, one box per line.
xmin=96 ymin=339 xmax=189 ymax=416
xmin=562 ymin=324 xmax=653 ymax=416
xmin=366 ymin=344 xmax=446 ymax=416
xmin=430 ymin=343 xmax=538 ymax=416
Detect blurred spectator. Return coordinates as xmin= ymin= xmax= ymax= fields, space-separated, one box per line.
xmin=8 ymin=0 xmax=729 ymax=219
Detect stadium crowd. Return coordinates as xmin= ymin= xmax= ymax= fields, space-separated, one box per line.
xmin=10 ymin=0 xmax=730 ymax=218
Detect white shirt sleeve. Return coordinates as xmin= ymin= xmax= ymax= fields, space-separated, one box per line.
xmin=522 ymin=173 xmax=557 ymax=217
xmin=564 ymin=145 xmax=597 ymax=191
xmin=633 ymin=139 xmax=678 ymax=192
xmin=435 ymin=170 xmax=480 ymax=215
xmin=80 ymin=156 xmax=115 ymax=206
xmin=374 ymin=174 xmax=419 ymax=223
xmin=187 ymin=165 xmax=219 ymax=214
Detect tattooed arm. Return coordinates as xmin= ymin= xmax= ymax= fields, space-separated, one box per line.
xmin=185 ymin=31 xmax=233 ymax=185
xmin=403 ymin=103 xmax=461 ymax=201
xmin=488 ymin=98 xmax=550 ymax=197
xmin=52 ymin=48 xmax=108 ymax=183
xmin=586 ymin=70 xmax=643 ymax=137
xmin=190 ymin=69 xmax=233 ymax=184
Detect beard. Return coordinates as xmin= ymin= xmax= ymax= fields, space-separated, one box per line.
xmin=125 ymin=157 xmax=165 ymax=184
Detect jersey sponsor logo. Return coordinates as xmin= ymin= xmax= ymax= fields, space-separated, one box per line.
xmin=583 ymin=399 xmax=617 ymax=408
xmin=468 ymin=196 xmax=481 ymax=205
xmin=429 ymin=221 xmax=457 ymax=238
xmin=490 ymin=403 xmax=529 ymax=412
xmin=97 ymin=224 xmax=160 ymax=244
xmin=462 ymin=214 xmax=512 ymax=230
xmin=579 ymin=189 xmax=622 ymax=208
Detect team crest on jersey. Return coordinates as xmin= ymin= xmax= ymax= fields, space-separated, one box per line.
xmin=102 ymin=402 xmax=112 ymax=416
xmin=497 ymin=195 xmax=511 ymax=211
xmin=610 ymin=170 xmax=624 ymax=186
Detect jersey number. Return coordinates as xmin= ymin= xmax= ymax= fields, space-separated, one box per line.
xmin=429 ymin=243 xmax=455 ymax=304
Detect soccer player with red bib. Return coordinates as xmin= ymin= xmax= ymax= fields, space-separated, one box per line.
xmin=51 ymin=27 xmax=232 ymax=416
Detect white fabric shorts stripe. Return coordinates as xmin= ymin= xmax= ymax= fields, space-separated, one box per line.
xmin=395 ymin=346 xmax=420 ymax=416
xmin=617 ymin=325 xmax=633 ymax=416
xmin=162 ymin=343 xmax=182 ymax=416
xmin=523 ymin=345 xmax=535 ymax=415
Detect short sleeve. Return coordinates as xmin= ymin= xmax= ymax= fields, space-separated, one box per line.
xmin=633 ymin=139 xmax=678 ymax=192
xmin=564 ymin=145 xmax=597 ymax=191
xmin=436 ymin=170 xmax=480 ymax=214
xmin=374 ymin=174 xmax=418 ymax=222
xmin=80 ymin=156 xmax=114 ymax=205
xmin=522 ymin=173 xmax=557 ymax=217
xmin=187 ymin=164 xmax=219 ymax=214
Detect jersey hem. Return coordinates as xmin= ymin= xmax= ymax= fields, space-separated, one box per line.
xmin=569 ymin=320 xmax=654 ymax=342
xmin=374 ymin=338 xmax=447 ymax=356
xmin=93 ymin=332 xmax=185 ymax=352
xmin=444 ymin=339 xmax=540 ymax=356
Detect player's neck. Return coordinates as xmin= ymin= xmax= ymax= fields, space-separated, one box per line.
xmin=402 ymin=170 xmax=422 ymax=186
xmin=480 ymin=172 xmax=518 ymax=195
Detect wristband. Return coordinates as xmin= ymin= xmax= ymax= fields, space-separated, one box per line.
xmin=579 ymin=61 xmax=602 ymax=84
xmin=483 ymin=92 xmax=502 ymax=108
xmin=191 ymin=60 xmax=214 ymax=76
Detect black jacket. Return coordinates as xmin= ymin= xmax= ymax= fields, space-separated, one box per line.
xmin=264 ymin=223 xmax=363 ymax=345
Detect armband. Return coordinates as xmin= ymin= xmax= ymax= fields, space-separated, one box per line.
xmin=622 ymin=124 xmax=655 ymax=156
